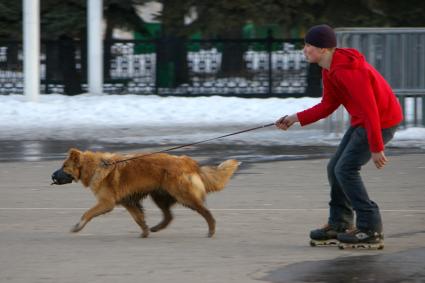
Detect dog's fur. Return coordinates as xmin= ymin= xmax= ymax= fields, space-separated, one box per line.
xmin=59 ymin=148 xmax=239 ymax=237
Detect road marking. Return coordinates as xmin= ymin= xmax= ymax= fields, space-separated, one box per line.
xmin=0 ymin=208 xmax=424 ymax=213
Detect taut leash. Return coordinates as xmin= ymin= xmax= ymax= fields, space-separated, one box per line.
xmin=103 ymin=122 xmax=278 ymax=166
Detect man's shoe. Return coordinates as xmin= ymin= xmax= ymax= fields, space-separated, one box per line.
xmin=337 ymin=228 xmax=384 ymax=250
xmin=310 ymin=224 xmax=346 ymax=247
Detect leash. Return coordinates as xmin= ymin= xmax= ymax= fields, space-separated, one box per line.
xmin=103 ymin=122 xmax=277 ymax=166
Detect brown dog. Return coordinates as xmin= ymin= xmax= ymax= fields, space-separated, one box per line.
xmin=51 ymin=148 xmax=239 ymax=237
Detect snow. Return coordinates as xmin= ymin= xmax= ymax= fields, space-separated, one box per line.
xmin=1 ymin=94 xmax=424 ymax=148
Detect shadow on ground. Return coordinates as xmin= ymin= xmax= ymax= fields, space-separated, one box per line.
xmin=261 ymin=247 xmax=425 ymax=283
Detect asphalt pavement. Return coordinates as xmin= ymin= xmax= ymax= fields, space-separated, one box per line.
xmin=0 ymin=153 xmax=424 ymax=283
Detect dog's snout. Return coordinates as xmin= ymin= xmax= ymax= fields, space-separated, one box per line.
xmin=51 ymin=168 xmax=74 ymax=185
xmin=52 ymin=170 xmax=59 ymax=180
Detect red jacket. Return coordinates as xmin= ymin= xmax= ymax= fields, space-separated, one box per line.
xmin=297 ymin=48 xmax=403 ymax=152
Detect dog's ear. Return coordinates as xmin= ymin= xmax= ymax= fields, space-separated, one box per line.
xmin=68 ymin=148 xmax=81 ymax=163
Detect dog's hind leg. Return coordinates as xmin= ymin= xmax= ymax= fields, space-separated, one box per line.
xmin=189 ymin=202 xmax=216 ymax=238
xmin=71 ymin=200 xmax=114 ymax=233
xmin=165 ymin=174 xmax=215 ymax=237
xmin=123 ymin=202 xmax=150 ymax=238
xmin=149 ymin=190 xmax=176 ymax=233
xmin=183 ymin=175 xmax=216 ymax=237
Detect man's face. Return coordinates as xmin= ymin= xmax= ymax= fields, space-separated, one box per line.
xmin=303 ymin=43 xmax=325 ymax=63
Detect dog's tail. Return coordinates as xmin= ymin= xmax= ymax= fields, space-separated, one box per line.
xmin=200 ymin=159 xmax=240 ymax=193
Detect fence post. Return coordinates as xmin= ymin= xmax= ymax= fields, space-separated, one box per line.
xmin=87 ymin=0 xmax=103 ymax=95
xmin=398 ymin=95 xmax=406 ymax=128
xmin=154 ymin=38 xmax=159 ymax=95
xmin=267 ymin=29 xmax=273 ymax=97
xmin=422 ymin=95 xmax=425 ymax=126
xmin=44 ymin=41 xmax=49 ymax=94
xmin=23 ymin=0 xmax=40 ymax=101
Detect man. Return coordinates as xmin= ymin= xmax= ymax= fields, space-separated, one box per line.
xmin=276 ymin=24 xmax=403 ymax=249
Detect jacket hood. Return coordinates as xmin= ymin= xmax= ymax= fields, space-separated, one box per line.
xmin=329 ymin=48 xmax=365 ymax=74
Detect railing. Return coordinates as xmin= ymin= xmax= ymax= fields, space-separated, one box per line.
xmin=326 ymin=28 xmax=425 ymax=131
xmin=0 ymin=37 xmax=322 ymax=98
xmin=395 ymin=89 xmax=425 ymax=127
xmin=324 ymin=91 xmax=425 ymax=135
xmin=336 ymin=28 xmax=425 ymax=91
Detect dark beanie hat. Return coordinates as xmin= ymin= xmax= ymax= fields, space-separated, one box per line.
xmin=304 ymin=24 xmax=336 ymax=48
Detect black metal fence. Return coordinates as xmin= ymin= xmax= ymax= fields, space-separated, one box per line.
xmin=0 ymin=36 xmax=322 ymax=97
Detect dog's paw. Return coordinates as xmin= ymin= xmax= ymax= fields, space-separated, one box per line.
xmin=207 ymin=231 xmax=215 ymax=238
xmin=70 ymin=222 xmax=83 ymax=233
xmin=141 ymin=231 xmax=150 ymax=238
xmin=150 ymin=226 xmax=160 ymax=232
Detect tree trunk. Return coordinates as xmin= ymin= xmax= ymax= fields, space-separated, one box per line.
xmin=59 ymin=35 xmax=82 ymax=95
xmin=156 ymin=0 xmax=189 ymax=88
xmin=305 ymin=63 xmax=322 ymax=97
xmin=6 ymin=42 xmax=20 ymax=71
xmin=46 ymin=40 xmax=61 ymax=82
xmin=103 ymin=23 xmax=112 ymax=81
xmin=218 ymin=24 xmax=246 ymax=78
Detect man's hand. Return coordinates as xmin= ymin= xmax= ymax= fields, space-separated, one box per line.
xmin=275 ymin=114 xmax=299 ymax=130
xmin=372 ymin=151 xmax=388 ymax=169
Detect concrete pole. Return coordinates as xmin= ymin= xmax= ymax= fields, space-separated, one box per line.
xmin=87 ymin=0 xmax=103 ymax=95
xmin=23 ymin=0 xmax=40 ymax=102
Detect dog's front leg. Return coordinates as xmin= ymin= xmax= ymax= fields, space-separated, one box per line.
xmin=123 ymin=203 xmax=150 ymax=238
xmin=71 ymin=201 xmax=114 ymax=233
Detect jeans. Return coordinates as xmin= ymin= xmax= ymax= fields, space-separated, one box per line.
xmin=327 ymin=125 xmax=398 ymax=233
